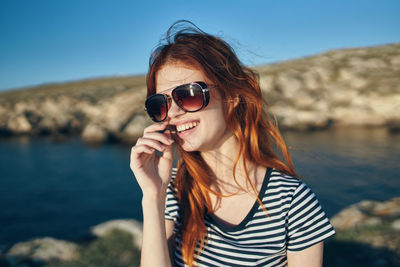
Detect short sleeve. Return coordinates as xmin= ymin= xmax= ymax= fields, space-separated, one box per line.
xmin=286 ymin=181 xmax=336 ymax=251
xmin=165 ymin=168 xmax=180 ymax=222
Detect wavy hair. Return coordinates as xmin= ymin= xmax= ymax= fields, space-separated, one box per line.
xmin=146 ymin=20 xmax=297 ymax=266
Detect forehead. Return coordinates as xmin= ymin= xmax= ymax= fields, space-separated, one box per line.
xmin=155 ymin=63 xmax=209 ymax=93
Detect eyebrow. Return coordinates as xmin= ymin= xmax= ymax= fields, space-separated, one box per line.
xmin=156 ymin=81 xmax=197 ymax=94
xmin=156 ymin=84 xmax=178 ymax=94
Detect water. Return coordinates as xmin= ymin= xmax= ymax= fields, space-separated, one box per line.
xmin=0 ymin=128 xmax=399 ymax=249
xmin=0 ymin=137 xmax=141 ymax=249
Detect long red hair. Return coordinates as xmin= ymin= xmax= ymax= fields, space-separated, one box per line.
xmin=146 ymin=21 xmax=297 ymax=266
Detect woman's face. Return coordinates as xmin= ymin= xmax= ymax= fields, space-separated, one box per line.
xmin=155 ymin=62 xmax=233 ymax=152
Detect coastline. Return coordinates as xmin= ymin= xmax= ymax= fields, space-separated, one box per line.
xmin=2 ymin=196 xmax=399 ymax=267
xmin=0 ymin=43 xmax=399 ymax=145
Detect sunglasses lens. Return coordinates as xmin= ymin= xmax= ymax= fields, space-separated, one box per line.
xmin=145 ymin=94 xmax=168 ymax=122
xmin=173 ymin=84 xmax=204 ymax=111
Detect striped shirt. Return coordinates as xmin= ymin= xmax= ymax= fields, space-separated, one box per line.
xmin=165 ymin=167 xmax=335 ymax=266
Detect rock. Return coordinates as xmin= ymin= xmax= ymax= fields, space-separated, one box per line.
xmin=387 ymin=118 xmax=400 ymax=134
xmin=330 ymin=205 xmax=367 ymax=230
xmin=372 ymin=197 xmax=400 ymax=216
xmin=37 ymin=116 xmax=57 ymax=134
xmin=272 ymin=106 xmax=332 ymax=130
xmin=391 ymin=219 xmax=400 ymax=230
xmin=275 ymin=72 xmax=303 ymax=98
xmin=102 ymin=90 xmax=146 ymax=133
xmin=5 ymin=237 xmax=79 ymax=265
xmin=7 ymin=115 xmax=32 ymax=134
xmin=364 ymin=217 xmax=382 ymax=227
xmin=331 ymin=196 xmax=400 ymax=231
xmin=120 ymin=115 xmax=151 ymax=143
xmin=81 ymin=123 xmax=108 ymax=144
xmin=90 ymin=219 xmax=143 ymax=249
xmin=1 ymin=43 xmax=400 ymax=140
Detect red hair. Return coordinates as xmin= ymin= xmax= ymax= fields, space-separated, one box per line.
xmin=146 ymin=21 xmax=297 ymax=266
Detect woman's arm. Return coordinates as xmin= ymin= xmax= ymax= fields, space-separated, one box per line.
xmin=166 ymin=220 xmax=176 ymax=265
xmin=140 ymin=195 xmax=172 ymax=267
xmin=130 ymin=122 xmax=175 ymax=267
xmin=287 ymin=242 xmax=324 ymax=267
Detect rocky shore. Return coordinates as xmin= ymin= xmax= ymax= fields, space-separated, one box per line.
xmin=1 ymin=196 xmax=399 ymax=267
xmin=0 ymin=43 xmax=399 ymax=144
xmin=326 ymin=196 xmax=400 ymax=267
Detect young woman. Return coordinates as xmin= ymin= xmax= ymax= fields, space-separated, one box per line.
xmin=130 ymin=21 xmax=335 ymax=267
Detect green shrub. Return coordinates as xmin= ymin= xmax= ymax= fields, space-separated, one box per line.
xmin=48 ymin=229 xmax=140 ymax=267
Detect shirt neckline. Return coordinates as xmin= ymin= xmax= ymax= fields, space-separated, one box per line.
xmin=206 ymin=167 xmax=272 ymax=232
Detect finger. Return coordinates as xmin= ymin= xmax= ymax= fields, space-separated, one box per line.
xmin=131 ymin=144 xmax=156 ymax=158
xmin=143 ymin=122 xmax=168 ymax=134
xmin=130 ymin=145 xmax=156 ymax=171
xmin=142 ymin=132 xmax=174 ymax=146
xmin=136 ymin=137 xmax=168 ymax=152
xmin=160 ymin=142 xmax=173 ymax=161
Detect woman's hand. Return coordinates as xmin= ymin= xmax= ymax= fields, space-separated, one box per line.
xmin=130 ymin=122 xmax=175 ymax=198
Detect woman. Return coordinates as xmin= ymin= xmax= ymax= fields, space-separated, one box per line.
xmin=130 ymin=21 xmax=335 ymax=267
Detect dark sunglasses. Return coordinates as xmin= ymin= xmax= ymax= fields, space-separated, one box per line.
xmin=145 ymin=81 xmax=214 ymax=122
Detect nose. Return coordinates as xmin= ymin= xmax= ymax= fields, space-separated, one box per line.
xmin=167 ymin=98 xmax=186 ymax=119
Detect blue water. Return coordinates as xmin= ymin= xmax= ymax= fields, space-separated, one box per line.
xmin=0 ymin=128 xmax=399 ymax=249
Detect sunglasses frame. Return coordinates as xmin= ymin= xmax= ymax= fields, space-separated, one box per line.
xmin=145 ymin=81 xmax=214 ymax=122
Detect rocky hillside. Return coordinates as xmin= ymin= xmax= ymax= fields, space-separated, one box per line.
xmin=0 ymin=43 xmax=399 ymax=144
xmin=258 ymin=43 xmax=400 ymax=131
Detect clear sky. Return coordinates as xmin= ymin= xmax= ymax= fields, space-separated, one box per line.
xmin=0 ymin=0 xmax=399 ymax=91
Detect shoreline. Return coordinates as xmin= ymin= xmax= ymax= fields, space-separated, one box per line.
xmin=2 ymin=196 xmax=399 ymax=266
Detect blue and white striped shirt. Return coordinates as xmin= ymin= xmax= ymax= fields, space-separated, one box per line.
xmin=165 ymin=167 xmax=335 ymax=266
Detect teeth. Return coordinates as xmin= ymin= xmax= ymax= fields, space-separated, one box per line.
xmin=177 ymin=121 xmax=198 ymax=133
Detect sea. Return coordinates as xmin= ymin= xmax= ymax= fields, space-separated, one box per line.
xmin=0 ymin=128 xmax=399 ymax=250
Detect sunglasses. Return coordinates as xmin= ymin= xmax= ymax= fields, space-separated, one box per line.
xmin=145 ymin=81 xmax=214 ymax=122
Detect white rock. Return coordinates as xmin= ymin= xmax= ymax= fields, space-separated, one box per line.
xmin=122 ymin=115 xmax=151 ymax=138
xmin=7 ymin=115 xmax=32 ymax=134
xmin=391 ymin=219 xmax=400 ymax=230
xmin=330 ymin=205 xmax=366 ymax=230
xmin=372 ymin=197 xmax=400 ymax=216
xmin=259 ymin=75 xmax=274 ymax=92
xmin=91 ymin=219 xmax=143 ymax=248
xmin=6 ymin=237 xmax=79 ymax=264
xmin=81 ymin=123 xmax=108 ymax=143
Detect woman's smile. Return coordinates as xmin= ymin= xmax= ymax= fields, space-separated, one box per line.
xmin=156 ymin=63 xmax=232 ymax=152
xmin=175 ymin=120 xmax=199 ymax=134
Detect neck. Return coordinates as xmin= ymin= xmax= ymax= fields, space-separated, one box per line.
xmin=200 ymin=134 xmax=260 ymax=193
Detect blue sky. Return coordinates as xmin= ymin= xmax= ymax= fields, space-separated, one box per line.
xmin=0 ymin=0 xmax=399 ymax=91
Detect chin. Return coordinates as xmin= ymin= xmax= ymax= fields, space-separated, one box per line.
xmin=179 ymin=142 xmax=199 ymax=152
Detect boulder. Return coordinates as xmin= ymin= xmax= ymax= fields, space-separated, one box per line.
xmin=102 ymin=90 xmax=146 ymax=133
xmin=331 ymin=197 xmax=400 ymax=231
xmin=120 ymin=115 xmax=151 ymax=142
xmin=372 ymin=197 xmax=400 ymax=217
xmin=391 ymin=219 xmax=400 ymax=231
xmin=81 ymin=123 xmax=108 ymax=144
xmin=6 ymin=237 xmax=79 ymax=265
xmin=7 ymin=114 xmax=32 ymax=134
xmin=330 ymin=205 xmax=367 ymax=230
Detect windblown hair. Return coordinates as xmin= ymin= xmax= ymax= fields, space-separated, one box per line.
xmin=146 ymin=20 xmax=297 ymax=266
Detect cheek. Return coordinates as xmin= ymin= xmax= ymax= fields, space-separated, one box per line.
xmin=205 ymin=110 xmax=228 ymax=134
